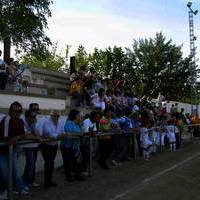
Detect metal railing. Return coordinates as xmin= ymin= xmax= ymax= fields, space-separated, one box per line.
xmin=0 ymin=124 xmax=199 ymax=200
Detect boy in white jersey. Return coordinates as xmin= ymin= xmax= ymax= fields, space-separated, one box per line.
xmin=140 ymin=124 xmax=153 ymax=161
xmin=165 ymin=120 xmax=176 ymax=152
xmin=151 ymin=127 xmax=160 ymax=153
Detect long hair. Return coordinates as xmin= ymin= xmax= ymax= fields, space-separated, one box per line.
xmin=67 ymin=109 xmax=80 ymax=121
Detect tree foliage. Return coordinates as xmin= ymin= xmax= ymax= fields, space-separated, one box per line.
xmin=0 ymin=0 xmax=52 ymax=53
xmin=75 ymin=33 xmax=192 ymax=101
xmin=130 ymin=33 xmax=191 ymax=100
xmin=21 ymin=43 xmax=68 ymax=72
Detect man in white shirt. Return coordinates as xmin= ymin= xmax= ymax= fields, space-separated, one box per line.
xmin=81 ymin=111 xmax=98 ymax=175
xmin=40 ymin=110 xmax=64 ymax=190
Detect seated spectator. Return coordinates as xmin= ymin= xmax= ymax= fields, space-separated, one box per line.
xmin=6 ymin=57 xmax=16 ymax=82
xmin=104 ymin=89 xmax=115 ymax=111
xmin=70 ymin=77 xmax=84 ymax=106
xmin=0 ymin=62 xmax=8 ymax=90
xmin=94 ymin=80 xmax=104 ymax=93
xmin=91 ymin=88 xmax=106 ymax=111
xmin=14 ymin=63 xmax=30 ymax=93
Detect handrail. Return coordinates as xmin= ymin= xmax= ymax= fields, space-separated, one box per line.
xmin=0 ymin=123 xmax=199 ymax=147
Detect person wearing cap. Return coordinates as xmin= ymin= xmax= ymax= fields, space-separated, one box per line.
xmin=40 ymin=110 xmax=64 ymax=190
xmin=22 ymin=109 xmax=41 ymax=188
xmin=29 ymin=103 xmax=45 ymax=136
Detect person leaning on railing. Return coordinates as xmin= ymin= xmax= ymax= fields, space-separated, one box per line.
xmin=60 ymin=109 xmax=85 ymax=182
xmin=81 ymin=111 xmax=99 ymax=176
xmin=0 ymin=101 xmax=30 ymax=196
xmin=22 ymin=109 xmax=42 ymax=189
xmin=40 ymin=110 xmax=64 ymax=190
xmin=98 ymin=108 xmax=114 ymax=170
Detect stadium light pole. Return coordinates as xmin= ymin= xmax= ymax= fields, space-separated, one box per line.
xmin=187 ymin=1 xmax=198 ymax=115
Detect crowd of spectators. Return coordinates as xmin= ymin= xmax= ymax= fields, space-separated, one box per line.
xmin=0 ymin=65 xmax=200 ymax=199
xmin=0 ymin=50 xmax=30 ymax=92
xmin=0 ymin=98 xmax=199 ymax=199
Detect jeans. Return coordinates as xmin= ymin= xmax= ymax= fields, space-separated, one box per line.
xmin=113 ymin=135 xmax=126 ymax=162
xmin=23 ymin=147 xmax=38 ymax=186
xmin=40 ymin=144 xmax=58 ymax=187
xmin=97 ymin=139 xmax=113 ymax=167
xmin=80 ymin=143 xmax=90 ymax=172
xmin=61 ymin=147 xmax=81 ymax=179
xmin=0 ymin=150 xmax=25 ymax=192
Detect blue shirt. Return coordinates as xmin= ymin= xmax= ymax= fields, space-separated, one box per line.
xmin=60 ymin=120 xmax=81 ymax=149
xmin=120 ymin=116 xmax=133 ymax=133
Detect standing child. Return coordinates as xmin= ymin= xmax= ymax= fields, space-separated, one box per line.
xmin=165 ymin=120 xmax=176 ymax=152
xmin=140 ymin=124 xmax=153 ymax=161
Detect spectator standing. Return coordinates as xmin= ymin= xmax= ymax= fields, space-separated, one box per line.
xmin=0 ymin=102 xmax=28 ymax=196
xmin=60 ymin=109 xmax=85 ymax=181
xmin=98 ymin=108 xmax=113 ymax=169
xmin=22 ymin=110 xmax=41 ymax=188
xmin=40 ymin=110 xmax=63 ymax=190
xmin=81 ymin=111 xmax=98 ymax=175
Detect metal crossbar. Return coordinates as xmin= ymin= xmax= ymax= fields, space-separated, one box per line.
xmin=0 ymin=124 xmax=199 ymax=200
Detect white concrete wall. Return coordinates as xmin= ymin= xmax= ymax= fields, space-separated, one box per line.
xmin=0 ymin=94 xmax=67 ymax=110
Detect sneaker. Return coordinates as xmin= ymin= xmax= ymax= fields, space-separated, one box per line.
xmin=75 ymin=175 xmax=85 ymax=181
xmin=81 ymin=171 xmax=89 ymax=177
xmin=111 ymin=160 xmax=119 ymax=167
xmin=20 ymin=190 xmax=29 ymax=196
xmin=0 ymin=191 xmax=8 ymax=200
xmin=30 ymin=182 xmax=40 ymax=188
xmin=24 ymin=186 xmax=29 ymax=191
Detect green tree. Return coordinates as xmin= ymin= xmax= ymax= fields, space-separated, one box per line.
xmin=129 ymin=32 xmax=191 ymax=100
xmin=75 ymin=45 xmax=88 ymax=70
xmin=21 ymin=43 xmax=68 ymax=72
xmin=0 ymin=0 xmax=52 ymax=61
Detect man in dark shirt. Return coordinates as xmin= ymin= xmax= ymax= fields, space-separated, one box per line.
xmin=0 ymin=101 xmax=28 ymax=196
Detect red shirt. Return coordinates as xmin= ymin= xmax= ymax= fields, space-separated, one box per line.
xmin=0 ymin=116 xmax=25 ymax=154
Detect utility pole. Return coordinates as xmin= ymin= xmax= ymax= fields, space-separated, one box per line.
xmin=187 ymin=1 xmax=198 ymax=115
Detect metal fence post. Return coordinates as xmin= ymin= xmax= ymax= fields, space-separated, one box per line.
xmin=8 ymin=144 xmax=13 ymax=200
xmin=133 ymin=133 xmax=137 ymax=160
xmin=88 ymin=136 xmax=93 ymax=177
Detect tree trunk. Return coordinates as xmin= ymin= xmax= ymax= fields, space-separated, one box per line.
xmin=3 ymin=37 xmax=11 ymax=62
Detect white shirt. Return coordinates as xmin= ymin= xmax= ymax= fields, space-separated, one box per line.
xmin=22 ymin=120 xmax=39 ymax=148
xmin=82 ymin=118 xmax=97 ymax=133
xmin=42 ymin=117 xmax=64 ymax=145
xmin=0 ymin=58 xmax=4 ymax=65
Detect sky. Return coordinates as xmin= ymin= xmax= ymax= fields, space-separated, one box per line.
xmin=46 ymin=0 xmax=200 ymax=58
xmin=0 ymin=0 xmax=198 ymax=59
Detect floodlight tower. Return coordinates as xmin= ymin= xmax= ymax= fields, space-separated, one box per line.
xmin=187 ymin=1 xmax=198 ymax=114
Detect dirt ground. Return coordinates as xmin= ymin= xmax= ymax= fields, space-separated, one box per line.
xmin=16 ymin=139 xmax=200 ymax=200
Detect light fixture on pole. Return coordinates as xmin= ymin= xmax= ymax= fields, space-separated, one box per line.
xmin=187 ymin=1 xmax=198 ymax=115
